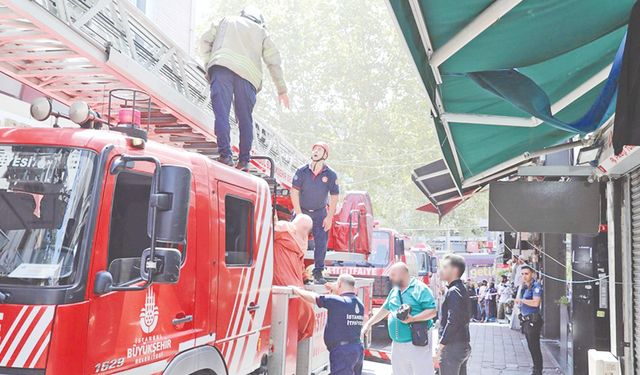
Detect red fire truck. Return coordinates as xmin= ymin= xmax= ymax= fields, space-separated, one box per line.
xmin=0 ymin=95 xmax=372 ymax=375
xmin=409 ymin=243 xmax=440 ymax=306
xmin=326 ymin=226 xmax=410 ymax=308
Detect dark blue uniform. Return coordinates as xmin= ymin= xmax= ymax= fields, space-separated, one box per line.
xmin=520 ymin=281 xmax=542 ymax=315
xmin=520 ymin=281 xmax=544 ymax=374
xmin=292 ymin=164 xmax=339 ymax=271
xmin=316 ymin=293 xmax=364 ymax=375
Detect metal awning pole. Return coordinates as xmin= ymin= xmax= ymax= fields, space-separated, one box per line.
xmin=461 ymin=138 xmax=587 ymax=188
xmin=621 ymin=176 xmax=634 ymax=370
xmin=606 ymin=179 xmax=618 ymax=356
xmin=430 ymin=0 xmax=523 ymax=67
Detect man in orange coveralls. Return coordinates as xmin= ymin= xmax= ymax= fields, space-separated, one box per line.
xmin=273 ymin=214 xmax=315 ymax=340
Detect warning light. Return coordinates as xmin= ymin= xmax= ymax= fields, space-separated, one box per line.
xmin=129 ymin=137 xmax=145 ymax=149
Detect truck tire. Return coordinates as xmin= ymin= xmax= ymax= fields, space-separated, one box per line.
xmin=164 ymin=346 xmax=227 ymax=375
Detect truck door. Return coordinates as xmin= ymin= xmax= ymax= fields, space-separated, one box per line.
xmin=86 ymin=164 xmax=197 ymax=374
xmin=216 ymin=181 xmax=272 ymax=375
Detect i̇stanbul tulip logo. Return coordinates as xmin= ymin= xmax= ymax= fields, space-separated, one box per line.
xmin=139 ymin=288 xmax=159 ymax=334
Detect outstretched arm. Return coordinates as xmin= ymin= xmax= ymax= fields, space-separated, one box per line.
xmin=361 ymin=307 xmax=390 ymax=337
xmin=262 ymin=35 xmax=289 ymax=108
xmin=292 ymin=286 xmax=319 ymax=305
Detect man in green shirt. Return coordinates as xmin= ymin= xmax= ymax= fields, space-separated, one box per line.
xmin=361 ymin=262 xmax=437 ymax=375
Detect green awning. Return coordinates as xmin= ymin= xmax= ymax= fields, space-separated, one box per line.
xmin=388 ymin=0 xmax=633 ymax=188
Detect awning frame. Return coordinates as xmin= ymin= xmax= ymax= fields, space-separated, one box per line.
xmin=388 ymin=0 xmax=621 ymax=188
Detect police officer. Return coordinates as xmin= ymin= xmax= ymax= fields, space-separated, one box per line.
xmin=515 ymin=264 xmax=544 ymax=375
xmin=292 ymin=274 xmax=364 ymax=375
xmin=291 ymin=142 xmax=339 ymax=284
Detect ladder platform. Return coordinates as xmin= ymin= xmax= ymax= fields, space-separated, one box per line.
xmin=304 ymin=251 xmax=366 ymax=264
xmin=0 ymin=0 xmax=305 ymax=188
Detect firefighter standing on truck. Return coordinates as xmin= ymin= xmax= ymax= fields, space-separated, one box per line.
xmin=198 ymin=6 xmax=290 ymax=172
xmin=292 ymin=274 xmax=364 ymax=375
xmin=291 ymin=142 xmax=339 ymax=284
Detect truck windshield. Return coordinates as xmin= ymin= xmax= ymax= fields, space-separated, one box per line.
xmin=368 ymin=231 xmax=390 ymax=267
xmin=0 ymin=145 xmax=96 ymax=286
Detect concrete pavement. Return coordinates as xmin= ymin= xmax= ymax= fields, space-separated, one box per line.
xmin=468 ymin=322 xmax=563 ymax=374
xmin=363 ymin=322 xmax=564 ymax=374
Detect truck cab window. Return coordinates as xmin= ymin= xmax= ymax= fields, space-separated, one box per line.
xmin=417 ymin=253 xmax=429 ymax=275
xmin=225 ymin=196 xmax=253 ymax=266
xmin=107 ymin=172 xmax=151 ymax=285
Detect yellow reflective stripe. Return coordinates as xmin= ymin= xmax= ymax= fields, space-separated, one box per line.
xmin=263 ymin=47 xmax=278 ymax=58
xmin=212 ymin=49 xmax=262 ymax=83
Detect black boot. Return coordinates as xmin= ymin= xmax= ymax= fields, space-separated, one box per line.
xmin=235 ymin=161 xmax=250 ymax=172
xmin=217 ymin=155 xmax=234 ymax=167
xmin=312 ymin=269 xmax=327 ymax=285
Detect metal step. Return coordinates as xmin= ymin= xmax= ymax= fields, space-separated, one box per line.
xmin=304 ymin=251 xmax=366 ymax=263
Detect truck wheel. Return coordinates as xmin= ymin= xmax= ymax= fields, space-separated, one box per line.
xmin=190 ymin=371 xmax=215 ymax=375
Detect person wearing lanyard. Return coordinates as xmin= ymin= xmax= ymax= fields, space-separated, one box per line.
xmin=291 ymin=142 xmax=339 ymax=284
xmin=361 ymin=263 xmax=437 ymax=375
xmin=292 ymin=274 xmax=364 ymax=375
xmin=515 ymin=265 xmax=544 ymax=375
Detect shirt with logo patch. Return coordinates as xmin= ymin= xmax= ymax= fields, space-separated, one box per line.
xmin=520 ymin=281 xmax=543 ymax=316
xmin=292 ymin=164 xmax=339 ymax=211
xmin=316 ymin=292 xmax=364 ymax=349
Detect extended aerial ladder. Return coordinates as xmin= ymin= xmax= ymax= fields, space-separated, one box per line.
xmin=0 ymin=0 xmax=306 ymax=187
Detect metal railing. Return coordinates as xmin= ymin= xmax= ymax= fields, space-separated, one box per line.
xmin=1 ymin=0 xmax=306 ymax=183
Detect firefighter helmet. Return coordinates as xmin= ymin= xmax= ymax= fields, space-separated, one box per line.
xmin=312 ymin=141 xmax=329 ymax=159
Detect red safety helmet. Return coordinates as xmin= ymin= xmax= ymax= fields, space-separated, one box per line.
xmin=312 ymin=141 xmax=329 ymax=159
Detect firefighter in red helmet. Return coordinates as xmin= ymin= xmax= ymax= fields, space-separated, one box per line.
xmin=291 ymin=142 xmax=340 ymax=284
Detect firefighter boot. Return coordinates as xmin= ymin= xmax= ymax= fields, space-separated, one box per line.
xmin=236 ymin=161 xmax=250 ymax=172
xmin=312 ymin=269 xmax=327 ymax=285
xmin=217 ymin=155 xmax=234 ymax=167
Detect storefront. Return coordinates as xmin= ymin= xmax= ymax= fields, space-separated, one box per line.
xmin=595 ymin=133 xmax=640 ymax=373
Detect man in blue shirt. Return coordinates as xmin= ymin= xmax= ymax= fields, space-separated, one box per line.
xmin=293 ymin=274 xmax=364 ymax=375
xmin=291 ymin=142 xmax=339 ymax=284
xmin=361 ymin=263 xmax=437 ymax=375
xmin=515 ymin=264 xmax=544 ymax=375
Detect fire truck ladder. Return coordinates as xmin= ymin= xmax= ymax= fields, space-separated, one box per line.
xmin=0 ymin=0 xmax=306 ymax=186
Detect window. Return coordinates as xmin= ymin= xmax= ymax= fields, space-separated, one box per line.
xmin=132 ymin=0 xmax=146 ymax=12
xmin=368 ymin=231 xmax=391 ymax=267
xmin=225 ymin=196 xmax=253 ymax=266
xmin=0 ymin=146 xmax=96 ymax=286
xmin=416 ymin=253 xmax=429 ymax=275
xmin=107 ymin=172 xmax=152 ymax=285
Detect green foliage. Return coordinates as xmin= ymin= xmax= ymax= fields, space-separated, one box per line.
xmin=195 ymin=0 xmax=487 ymax=233
xmin=556 ymin=295 xmax=570 ymax=306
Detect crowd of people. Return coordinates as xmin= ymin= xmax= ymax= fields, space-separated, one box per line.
xmin=269 ymin=197 xmax=542 ymax=375
xmin=297 ymin=255 xmax=544 ymax=375
xmin=198 ymin=8 xmax=544 ymax=374
xmin=466 ymin=274 xmax=514 ymax=323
